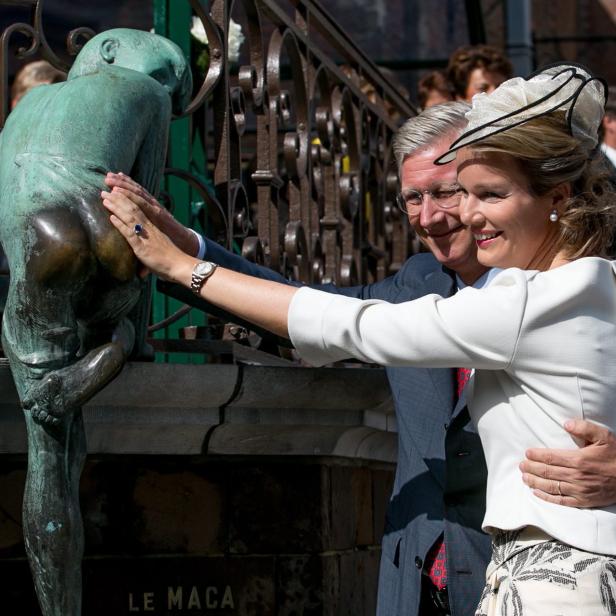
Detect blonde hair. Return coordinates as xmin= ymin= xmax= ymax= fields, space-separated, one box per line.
xmin=11 ymin=60 xmax=66 ymax=107
xmin=470 ymin=112 xmax=616 ymax=259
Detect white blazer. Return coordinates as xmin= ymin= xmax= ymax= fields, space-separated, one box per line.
xmin=288 ymin=257 xmax=616 ymax=555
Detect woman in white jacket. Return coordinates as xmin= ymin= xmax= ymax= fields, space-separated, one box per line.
xmin=103 ymin=64 xmax=616 ymax=614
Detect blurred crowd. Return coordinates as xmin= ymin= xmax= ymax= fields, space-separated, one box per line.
xmin=417 ymin=44 xmax=513 ymax=108
xmin=418 ymin=44 xmax=616 ymax=179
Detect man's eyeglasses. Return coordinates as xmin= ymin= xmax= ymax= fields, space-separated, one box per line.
xmin=396 ymin=185 xmax=462 ymax=213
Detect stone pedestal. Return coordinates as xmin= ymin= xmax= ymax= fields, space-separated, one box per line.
xmin=0 ymin=360 xmax=397 ymax=615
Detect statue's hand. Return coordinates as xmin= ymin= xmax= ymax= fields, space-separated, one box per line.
xmin=104 ymin=173 xmax=199 ymax=256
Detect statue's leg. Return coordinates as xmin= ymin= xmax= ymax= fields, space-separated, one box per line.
xmin=2 ymin=281 xmax=127 ymax=616
xmin=21 ymin=411 xmax=86 ymax=616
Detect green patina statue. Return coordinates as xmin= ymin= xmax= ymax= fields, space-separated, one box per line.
xmin=0 ymin=29 xmax=191 ymax=615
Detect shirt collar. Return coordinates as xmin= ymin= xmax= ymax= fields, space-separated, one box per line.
xmin=456 ymin=268 xmax=501 ymax=291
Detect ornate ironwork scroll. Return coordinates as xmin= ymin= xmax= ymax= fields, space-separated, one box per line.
xmin=187 ymin=0 xmax=418 ymax=289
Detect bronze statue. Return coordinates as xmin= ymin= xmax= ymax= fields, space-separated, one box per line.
xmin=0 ymin=28 xmax=191 ymax=615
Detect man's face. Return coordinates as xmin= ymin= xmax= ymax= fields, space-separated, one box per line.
xmin=399 ymin=135 xmax=487 ymax=284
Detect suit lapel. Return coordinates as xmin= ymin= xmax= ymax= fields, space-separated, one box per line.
xmin=393 ymin=265 xmax=457 ymax=490
xmin=417 ymin=267 xmax=457 ymax=416
xmin=452 ymin=385 xmax=468 ymax=419
xmin=426 ymin=269 xmax=475 ymax=422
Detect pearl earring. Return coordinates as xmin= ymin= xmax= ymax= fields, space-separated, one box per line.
xmin=549 ymin=209 xmax=559 ymax=222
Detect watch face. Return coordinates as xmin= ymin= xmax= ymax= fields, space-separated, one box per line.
xmin=195 ymin=261 xmax=214 ymax=276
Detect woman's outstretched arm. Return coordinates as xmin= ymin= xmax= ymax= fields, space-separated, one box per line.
xmin=102 ymin=187 xmax=296 ymax=339
xmin=101 ymin=185 xmax=522 ymax=369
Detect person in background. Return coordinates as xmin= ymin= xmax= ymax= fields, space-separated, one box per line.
xmin=418 ymin=70 xmax=454 ymax=109
xmin=104 ymin=100 xmax=616 ymax=616
xmin=600 ymin=86 xmax=616 ymax=170
xmin=10 ymin=59 xmax=65 ymax=109
xmin=447 ymin=44 xmax=512 ymax=102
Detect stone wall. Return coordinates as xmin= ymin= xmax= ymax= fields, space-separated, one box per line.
xmin=0 ymin=456 xmax=394 ymax=615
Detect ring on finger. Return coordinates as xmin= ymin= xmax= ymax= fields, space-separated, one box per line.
xmin=557 ymin=480 xmax=562 ymax=496
xmin=134 ymin=223 xmax=143 ymax=236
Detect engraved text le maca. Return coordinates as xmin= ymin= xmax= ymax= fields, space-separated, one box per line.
xmin=128 ymin=586 xmax=235 ymax=611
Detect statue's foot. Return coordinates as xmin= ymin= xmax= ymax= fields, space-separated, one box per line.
xmin=22 ymin=373 xmax=68 ymax=426
xmin=22 ymin=342 xmax=126 ymax=426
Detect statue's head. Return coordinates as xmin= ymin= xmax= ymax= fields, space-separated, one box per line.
xmin=68 ymin=28 xmax=192 ymax=115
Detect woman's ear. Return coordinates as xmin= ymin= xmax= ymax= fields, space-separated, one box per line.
xmin=100 ymin=38 xmax=119 ymax=64
xmin=550 ymin=182 xmax=571 ymax=215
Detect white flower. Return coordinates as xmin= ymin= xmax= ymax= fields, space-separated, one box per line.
xmin=227 ymin=19 xmax=245 ymax=63
xmin=190 ymin=16 xmax=245 ymax=63
xmin=190 ymin=16 xmax=208 ymax=45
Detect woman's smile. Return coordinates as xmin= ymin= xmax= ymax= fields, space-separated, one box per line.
xmin=473 ymin=229 xmax=503 ymax=248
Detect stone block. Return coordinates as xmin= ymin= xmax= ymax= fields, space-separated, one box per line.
xmin=131 ymin=468 xmax=224 ymax=553
xmin=276 ymin=550 xmax=381 ymax=616
xmin=80 ymin=459 xmax=227 ymax=555
xmin=354 ymin=468 xmax=374 ymax=547
xmin=338 ymin=549 xmax=380 ymax=616
xmin=227 ymin=463 xmax=326 ymax=553
xmin=372 ymin=468 xmax=394 ymax=544
xmin=276 ymin=553 xmax=341 ymax=616
xmin=328 ymin=465 xmax=374 ymax=549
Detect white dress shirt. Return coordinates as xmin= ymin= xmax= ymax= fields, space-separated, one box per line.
xmin=601 ymin=142 xmax=616 ymax=169
xmin=288 ymin=257 xmax=616 ymax=555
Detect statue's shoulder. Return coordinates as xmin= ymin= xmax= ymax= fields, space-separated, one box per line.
xmin=71 ymin=66 xmax=159 ymax=87
xmin=68 ymin=67 xmax=170 ymax=106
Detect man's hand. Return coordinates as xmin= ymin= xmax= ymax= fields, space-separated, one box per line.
xmin=104 ymin=172 xmax=199 ymax=257
xmin=520 ymin=419 xmax=616 ymax=508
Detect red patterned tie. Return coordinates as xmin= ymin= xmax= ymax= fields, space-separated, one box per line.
xmin=426 ymin=535 xmax=447 ymax=589
xmin=457 ymin=367 xmax=472 ymax=397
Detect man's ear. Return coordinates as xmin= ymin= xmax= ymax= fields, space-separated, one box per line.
xmin=100 ymin=38 xmax=119 ymax=64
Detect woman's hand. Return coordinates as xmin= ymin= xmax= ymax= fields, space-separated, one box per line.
xmin=102 ymin=186 xmax=195 ymax=283
xmin=104 ymin=173 xmax=200 ymax=257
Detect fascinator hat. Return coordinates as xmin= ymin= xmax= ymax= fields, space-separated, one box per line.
xmin=434 ymin=62 xmax=607 ymax=165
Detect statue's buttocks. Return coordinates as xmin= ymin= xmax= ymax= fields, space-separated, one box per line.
xmin=9 ymin=153 xmax=136 ymax=286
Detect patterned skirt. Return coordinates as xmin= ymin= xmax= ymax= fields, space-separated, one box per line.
xmin=475 ymin=527 xmax=616 ymax=615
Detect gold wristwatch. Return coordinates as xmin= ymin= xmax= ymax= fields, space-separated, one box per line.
xmin=190 ymin=260 xmax=218 ymax=295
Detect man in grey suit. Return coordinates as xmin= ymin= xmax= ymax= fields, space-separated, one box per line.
xmin=105 ymin=101 xmax=616 ymax=616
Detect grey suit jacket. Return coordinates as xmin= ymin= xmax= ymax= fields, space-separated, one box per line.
xmin=161 ymin=243 xmax=491 ymax=616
